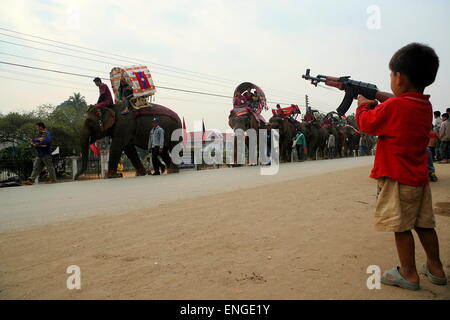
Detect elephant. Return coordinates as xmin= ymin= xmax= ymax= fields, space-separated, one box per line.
xmin=228 ymin=109 xmax=266 ymax=165
xmin=268 ymin=116 xmax=297 ymax=162
xmin=74 ymin=103 xmax=182 ymax=179
xmin=228 ymin=109 xmax=261 ymax=133
xmin=341 ymin=125 xmax=360 ymax=157
xmin=296 ymin=122 xmax=328 ymax=160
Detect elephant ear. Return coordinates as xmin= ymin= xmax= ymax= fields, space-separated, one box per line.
xmin=102 ymin=108 xmax=116 ymax=131
xmin=86 ymin=107 xmax=100 ymax=121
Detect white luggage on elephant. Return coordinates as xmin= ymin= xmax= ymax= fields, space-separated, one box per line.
xmin=110 ymin=65 xmax=157 ymax=109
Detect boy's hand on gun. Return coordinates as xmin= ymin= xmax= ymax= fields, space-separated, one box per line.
xmin=357 ymin=95 xmax=378 ymax=109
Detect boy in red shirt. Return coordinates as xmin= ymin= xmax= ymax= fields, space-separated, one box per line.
xmin=356 ymin=43 xmax=447 ymax=290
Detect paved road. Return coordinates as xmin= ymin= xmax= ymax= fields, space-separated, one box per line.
xmin=0 ymin=157 xmax=374 ymax=232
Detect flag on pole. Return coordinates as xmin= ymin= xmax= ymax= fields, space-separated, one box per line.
xmin=90 ymin=141 xmax=100 ymax=157
xmin=202 ymin=119 xmax=206 ymax=145
xmin=133 ymin=71 xmax=151 ymax=89
xmin=182 ymin=117 xmax=188 ymax=145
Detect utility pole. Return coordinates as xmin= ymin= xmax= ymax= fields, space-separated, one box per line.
xmin=305 ymin=95 xmax=310 ymax=112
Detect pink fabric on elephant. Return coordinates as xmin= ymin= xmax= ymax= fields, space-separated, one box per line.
xmin=134 ymin=104 xmax=181 ymax=123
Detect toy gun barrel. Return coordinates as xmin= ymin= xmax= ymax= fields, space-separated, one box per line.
xmin=302 ymin=69 xmax=327 ymax=86
xmin=302 ymin=68 xmax=394 ymax=116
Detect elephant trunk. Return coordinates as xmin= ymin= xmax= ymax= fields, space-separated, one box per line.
xmin=74 ymin=126 xmax=90 ymax=180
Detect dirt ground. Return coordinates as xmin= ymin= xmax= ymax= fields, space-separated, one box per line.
xmin=0 ymin=164 xmax=449 ymax=300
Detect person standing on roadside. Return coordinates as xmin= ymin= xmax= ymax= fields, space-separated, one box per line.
xmin=148 ymin=118 xmax=166 ymax=175
xmin=24 ymin=122 xmax=57 ymax=185
xmin=438 ymin=113 xmax=450 ymax=164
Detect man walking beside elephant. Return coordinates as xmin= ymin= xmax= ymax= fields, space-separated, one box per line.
xmin=24 ymin=122 xmax=57 ymax=185
xmin=148 ymin=118 xmax=166 ymax=175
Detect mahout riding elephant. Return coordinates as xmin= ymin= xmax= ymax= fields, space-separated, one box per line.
xmin=268 ymin=116 xmax=297 ymax=162
xmin=74 ymin=103 xmax=182 ymax=179
xmin=228 ymin=82 xmax=268 ymax=165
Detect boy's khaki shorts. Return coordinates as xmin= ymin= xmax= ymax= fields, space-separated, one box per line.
xmin=375 ymin=177 xmax=435 ymax=232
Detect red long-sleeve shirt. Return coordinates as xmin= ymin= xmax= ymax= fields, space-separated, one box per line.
xmin=356 ymin=92 xmax=432 ymax=187
xmin=96 ymin=83 xmax=113 ymax=109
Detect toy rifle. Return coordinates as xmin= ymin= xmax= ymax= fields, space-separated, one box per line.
xmin=301 ymin=69 xmax=394 ymax=116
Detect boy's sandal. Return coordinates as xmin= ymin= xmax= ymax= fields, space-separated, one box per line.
xmin=419 ymin=264 xmax=448 ymax=286
xmin=381 ymin=266 xmax=420 ymax=291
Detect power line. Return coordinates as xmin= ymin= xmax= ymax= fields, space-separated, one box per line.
xmin=0 ymin=68 xmax=95 ymax=89
xmin=0 ymin=40 xmax=251 ymax=96
xmin=0 ymin=28 xmax=238 ymax=85
xmin=0 ymin=28 xmax=307 ymax=100
xmin=0 ymin=60 xmax=232 ymax=98
xmin=0 ymin=52 xmax=110 ymax=75
xmin=0 ymin=60 xmax=300 ymax=106
xmin=0 ymin=52 xmax=234 ymax=95
xmin=0 ymin=74 xmax=97 ymax=91
xmin=0 ymin=33 xmax=237 ymax=90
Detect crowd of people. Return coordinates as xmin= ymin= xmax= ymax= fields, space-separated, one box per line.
xmin=431 ymin=109 xmax=450 ymax=162
xmin=427 ymin=109 xmax=450 ymax=182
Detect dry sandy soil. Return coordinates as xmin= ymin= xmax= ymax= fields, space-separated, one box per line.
xmin=0 ymin=162 xmax=449 ymax=300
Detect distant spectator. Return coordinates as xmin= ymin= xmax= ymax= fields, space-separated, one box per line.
xmin=438 ymin=113 xmax=450 ymax=163
xmin=359 ymin=134 xmax=369 ymax=156
xmin=24 ymin=122 xmax=57 ymax=185
xmin=428 ymin=128 xmax=438 ymax=161
xmin=293 ymin=128 xmax=307 ymax=161
xmin=327 ymin=133 xmax=336 ymax=159
xmin=427 ymin=128 xmax=438 ymax=182
xmin=433 ymin=111 xmax=442 ymax=131
xmin=148 ymin=118 xmax=166 ymax=175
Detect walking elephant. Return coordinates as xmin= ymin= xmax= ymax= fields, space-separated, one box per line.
xmin=268 ymin=116 xmax=298 ymax=162
xmin=296 ymin=122 xmax=328 ymax=160
xmin=228 ymin=109 xmax=266 ymax=165
xmin=341 ymin=125 xmax=360 ymax=157
xmin=74 ymin=103 xmax=182 ymax=179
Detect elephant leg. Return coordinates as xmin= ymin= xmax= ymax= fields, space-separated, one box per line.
xmin=280 ymin=143 xmax=286 ymax=162
xmin=308 ymin=144 xmax=315 ymax=160
xmin=123 ymin=144 xmax=146 ymax=176
xmin=161 ymin=147 xmax=177 ymax=173
xmin=107 ymin=140 xmax=123 ymax=178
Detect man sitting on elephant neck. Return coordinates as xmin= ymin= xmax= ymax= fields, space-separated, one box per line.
xmin=276 ymin=104 xmax=285 ymax=118
xmin=148 ymin=118 xmax=166 ymax=175
xmin=92 ymin=77 xmax=114 ymax=130
xmin=93 ymin=77 xmax=113 ymax=109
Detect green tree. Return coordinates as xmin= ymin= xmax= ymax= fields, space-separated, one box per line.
xmin=0 ymin=93 xmax=87 ymax=159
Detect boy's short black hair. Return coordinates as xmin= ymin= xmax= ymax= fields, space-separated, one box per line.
xmin=446 ymin=108 xmax=450 ymax=114
xmin=442 ymin=113 xmax=449 ymax=120
xmin=36 ymin=122 xmax=46 ymax=129
xmin=434 ymin=111 xmax=441 ymax=117
xmin=389 ymin=43 xmax=439 ymax=89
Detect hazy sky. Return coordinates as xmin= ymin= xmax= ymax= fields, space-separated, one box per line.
xmin=0 ymin=0 xmax=449 ymax=131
